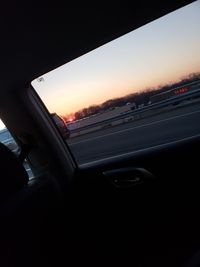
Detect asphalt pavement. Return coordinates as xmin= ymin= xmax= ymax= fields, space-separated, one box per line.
xmin=68 ymin=103 xmax=200 ymax=164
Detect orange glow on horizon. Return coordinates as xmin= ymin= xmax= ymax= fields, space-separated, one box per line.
xmin=31 ymin=1 xmax=200 ymax=118
xmin=57 ymin=70 xmax=200 ymax=117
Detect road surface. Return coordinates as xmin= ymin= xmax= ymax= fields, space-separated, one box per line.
xmin=68 ymin=103 xmax=200 ymax=164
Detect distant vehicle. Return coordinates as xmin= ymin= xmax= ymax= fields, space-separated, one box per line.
xmin=51 ymin=113 xmax=70 ymax=139
xmin=149 ymin=80 xmax=200 ymax=104
xmin=138 ymin=103 xmax=144 ymax=109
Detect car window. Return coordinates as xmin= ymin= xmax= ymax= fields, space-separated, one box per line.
xmin=32 ymin=1 xmax=200 ymax=165
xmin=0 ymin=120 xmax=34 ymax=179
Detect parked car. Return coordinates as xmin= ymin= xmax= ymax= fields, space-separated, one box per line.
xmin=51 ymin=113 xmax=70 ymax=139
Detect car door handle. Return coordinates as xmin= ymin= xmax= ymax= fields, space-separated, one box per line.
xmin=103 ymin=167 xmax=155 ymax=188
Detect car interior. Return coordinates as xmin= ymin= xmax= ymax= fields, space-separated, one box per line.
xmin=0 ymin=2 xmax=200 ymax=266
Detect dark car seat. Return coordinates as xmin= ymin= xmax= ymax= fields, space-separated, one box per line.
xmin=0 ymin=142 xmax=28 ymax=200
xmin=0 ymin=142 xmax=64 ymax=267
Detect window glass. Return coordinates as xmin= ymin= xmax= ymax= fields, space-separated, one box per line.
xmin=32 ymin=1 xmax=200 ymax=164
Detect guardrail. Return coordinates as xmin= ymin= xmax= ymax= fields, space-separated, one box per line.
xmin=69 ymin=88 xmax=200 ymax=135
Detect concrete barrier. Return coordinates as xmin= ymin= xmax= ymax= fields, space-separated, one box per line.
xmin=69 ymin=94 xmax=200 ymax=138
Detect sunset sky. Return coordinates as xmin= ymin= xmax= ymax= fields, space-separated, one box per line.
xmin=32 ymin=1 xmax=200 ymax=117
xmin=0 ymin=1 xmax=199 ymax=131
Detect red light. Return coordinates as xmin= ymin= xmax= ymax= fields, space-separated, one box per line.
xmin=174 ymin=87 xmax=188 ymax=95
xmin=69 ymin=118 xmax=73 ymax=122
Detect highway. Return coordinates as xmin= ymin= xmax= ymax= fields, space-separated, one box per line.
xmin=68 ymin=103 xmax=200 ymax=164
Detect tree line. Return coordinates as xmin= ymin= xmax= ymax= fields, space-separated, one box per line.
xmin=63 ymin=72 xmax=200 ymax=122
